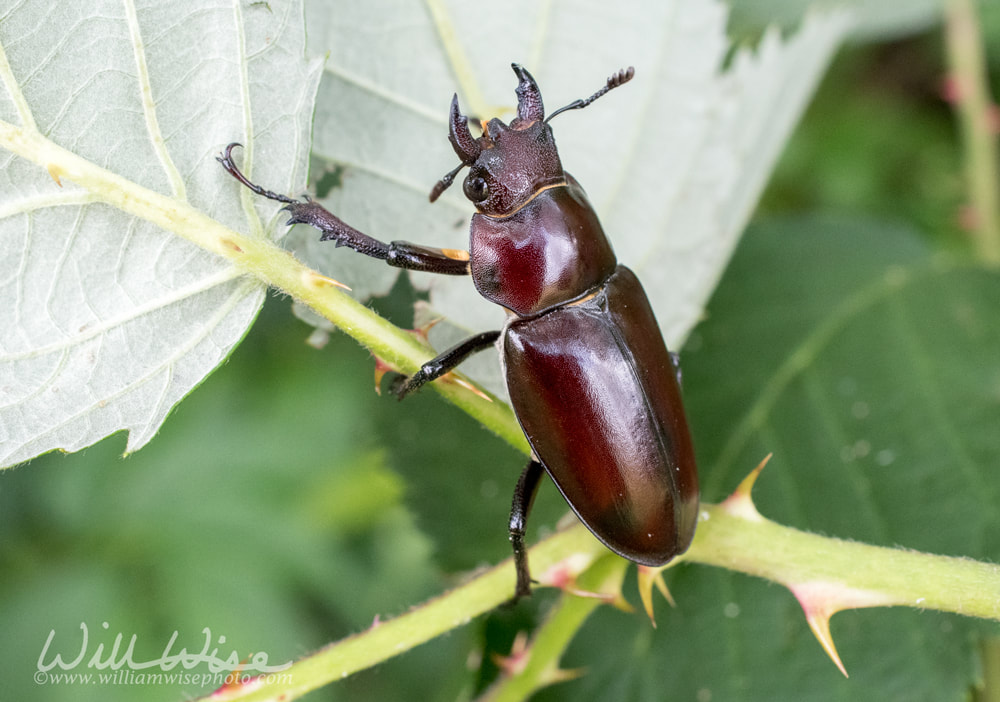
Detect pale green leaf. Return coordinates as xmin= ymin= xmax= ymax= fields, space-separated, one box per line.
xmin=0 ymin=1 xmax=322 ymax=467
xmin=289 ymin=1 xmax=850 ymax=399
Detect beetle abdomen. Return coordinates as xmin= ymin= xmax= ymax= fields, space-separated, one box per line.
xmin=502 ymin=265 xmax=699 ymax=565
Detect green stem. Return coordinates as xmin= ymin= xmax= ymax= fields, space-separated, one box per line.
xmin=944 ymin=0 xmax=1000 ymax=264
xmin=209 ymin=526 xmax=608 ymax=702
xmin=692 ymin=505 xmax=1000 ymax=620
xmin=204 ymin=503 xmax=1000 ymax=701
xmin=0 ymin=120 xmax=529 ymax=457
xmin=483 ymin=556 xmax=628 ymax=702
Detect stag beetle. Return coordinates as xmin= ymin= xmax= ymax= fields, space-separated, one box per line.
xmin=219 ymin=64 xmax=699 ymax=599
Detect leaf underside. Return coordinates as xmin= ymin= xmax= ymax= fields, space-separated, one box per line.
xmin=0 ymin=1 xmax=321 ymax=466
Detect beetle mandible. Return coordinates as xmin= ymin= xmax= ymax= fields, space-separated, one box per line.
xmin=218 ymin=64 xmax=700 ymax=599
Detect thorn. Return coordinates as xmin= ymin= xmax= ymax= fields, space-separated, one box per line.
xmin=958 ymin=203 xmax=980 ymax=231
xmin=209 ymin=657 xmax=264 ymax=699
xmin=940 ymin=74 xmax=962 ymax=103
xmin=541 ymin=666 xmax=587 ymax=686
xmin=412 ymin=315 xmax=444 ymax=344
xmin=788 ymin=580 xmax=895 ymax=678
xmin=493 ymin=631 xmax=530 ymax=676
xmin=606 ymin=591 xmax=634 ymax=613
xmin=537 ymin=553 xmax=593 ymax=590
xmin=373 ymin=357 xmax=395 ymax=395
xmin=492 ymin=634 xmax=585 ymax=690
xmin=302 ymin=269 xmax=351 ymax=291
xmin=720 ymin=453 xmax=772 ymax=522
xmin=220 ymin=237 xmax=244 ymax=253
xmin=637 ymin=566 xmax=676 ymax=626
xmin=446 ymin=373 xmax=493 ymax=402
xmin=47 ymin=164 xmax=64 ymax=187
xmin=537 ymin=555 xmax=630 ymax=610
xmin=653 ymin=572 xmax=676 ymax=607
xmin=796 ymin=595 xmax=849 ymax=677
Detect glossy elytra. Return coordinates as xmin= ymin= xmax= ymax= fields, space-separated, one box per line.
xmin=219 ymin=64 xmax=699 ymax=599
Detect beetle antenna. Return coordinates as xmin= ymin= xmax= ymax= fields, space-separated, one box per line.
xmin=429 ymin=162 xmax=465 ymax=202
xmin=544 ymin=66 xmax=635 ymax=123
xmin=216 ymin=143 xmax=297 ymax=204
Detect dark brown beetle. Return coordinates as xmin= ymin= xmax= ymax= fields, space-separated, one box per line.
xmin=219 ymin=64 xmax=699 ymax=598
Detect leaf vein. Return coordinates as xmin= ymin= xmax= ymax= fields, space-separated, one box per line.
xmin=7 ymin=278 xmax=253 ymax=461
xmin=422 ymin=0 xmax=488 ymax=118
xmin=3 ymin=266 xmax=243 ymax=363
xmin=123 ymin=0 xmax=187 ymax=200
xmin=323 ymin=63 xmax=445 ymax=124
xmin=229 ymin=0 xmax=263 ymax=238
xmin=0 ymin=27 xmax=38 ymax=131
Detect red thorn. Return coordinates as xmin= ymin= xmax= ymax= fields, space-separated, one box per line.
xmin=958 ymin=203 xmax=980 ymax=231
xmin=537 ymin=554 xmax=627 ymax=609
xmin=940 ymin=74 xmax=962 ymax=103
xmin=493 ymin=631 xmax=530 ymax=676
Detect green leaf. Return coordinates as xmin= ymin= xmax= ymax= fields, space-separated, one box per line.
xmin=730 ymin=0 xmax=945 ymax=41
xmin=0 ymin=305 xmax=455 ymax=702
xmin=0 ymin=1 xmax=321 ymax=467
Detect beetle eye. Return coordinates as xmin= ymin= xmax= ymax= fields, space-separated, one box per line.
xmin=463 ymin=176 xmax=489 ymax=202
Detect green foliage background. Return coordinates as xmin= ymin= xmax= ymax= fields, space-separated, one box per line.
xmin=4 ymin=8 xmax=1000 ymax=702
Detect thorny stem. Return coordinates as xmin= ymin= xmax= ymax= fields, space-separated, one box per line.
xmin=482 ymin=556 xmax=628 ymax=702
xmin=944 ymin=0 xmax=1000 ymax=264
xmin=0 ymin=120 xmax=529 ymax=460
xmin=5 ymin=117 xmax=1000 ymax=702
xmin=204 ymin=502 xmax=1000 ymax=702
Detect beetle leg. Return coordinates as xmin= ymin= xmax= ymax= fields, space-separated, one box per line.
xmin=217 ymin=143 xmax=298 ymax=204
xmin=289 ymin=200 xmax=471 ymax=274
xmin=390 ymin=330 xmax=501 ymax=400
xmin=509 ymin=459 xmax=545 ymax=600
xmin=218 ymin=143 xmax=471 ymax=275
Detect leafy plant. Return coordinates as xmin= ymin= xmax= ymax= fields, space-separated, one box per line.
xmin=2 ymin=1 xmax=999 ymax=701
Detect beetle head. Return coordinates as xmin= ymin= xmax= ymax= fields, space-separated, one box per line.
xmin=430 ymin=64 xmax=635 ymax=214
xmin=434 ymin=64 xmax=564 ymax=217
